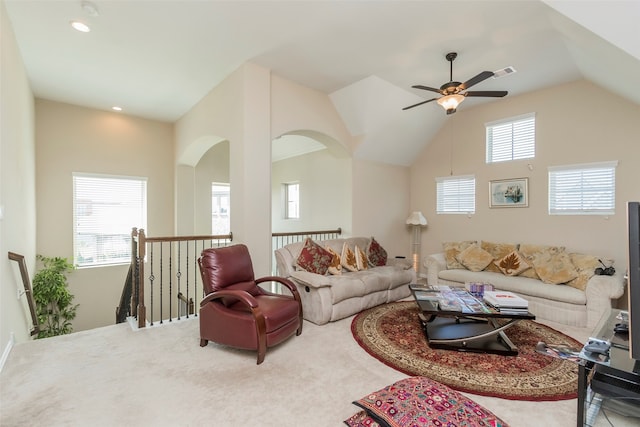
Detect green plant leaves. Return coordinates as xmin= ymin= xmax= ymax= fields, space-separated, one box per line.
xmin=32 ymin=255 xmax=78 ymax=339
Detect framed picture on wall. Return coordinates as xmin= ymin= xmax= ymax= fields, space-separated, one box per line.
xmin=489 ymin=178 xmax=529 ymax=208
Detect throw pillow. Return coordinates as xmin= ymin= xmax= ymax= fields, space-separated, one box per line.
xmin=456 ymin=244 xmax=494 ymax=272
xmin=352 ymin=376 xmax=508 ymax=427
xmin=344 ymin=410 xmax=382 ymax=427
xmin=367 ymin=237 xmax=388 ymax=267
xmin=495 ymin=250 xmax=531 ymax=276
xmin=325 ymin=245 xmax=342 ymax=275
xmin=567 ymin=253 xmax=611 ymax=291
xmin=532 ymin=250 xmax=579 ymax=285
xmin=443 ymin=240 xmax=477 ymax=269
xmin=295 ymin=238 xmax=333 ymax=275
xmin=481 ymin=241 xmax=517 ymax=273
xmin=356 ymin=245 xmax=368 ymax=271
xmin=341 ymin=242 xmax=359 ymax=272
xmin=518 ymin=244 xmax=565 ymax=280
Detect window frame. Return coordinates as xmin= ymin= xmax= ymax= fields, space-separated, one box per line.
xmin=211 ymin=182 xmax=230 ymax=235
xmin=548 ymin=161 xmax=618 ymax=215
xmin=436 ymin=174 xmax=476 ymax=215
xmin=486 ymin=112 xmax=536 ymax=163
xmin=284 ymin=182 xmax=300 ymax=220
xmin=72 ymin=172 xmax=147 ymax=268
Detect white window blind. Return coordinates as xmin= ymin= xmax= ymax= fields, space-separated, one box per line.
xmin=548 ymin=161 xmax=617 ymax=215
xmin=486 ymin=113 xmax=535 ymax=163
xmin=436 ymin=175 xmax=475 ymax=214
xmin=73 ymin=173 xmax=147 ymax=267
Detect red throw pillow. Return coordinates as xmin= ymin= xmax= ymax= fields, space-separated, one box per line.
xmin=295 ymin=238 xmax=333 ymax=275
xmin=367 ymin=237 xmax=387 ymax=267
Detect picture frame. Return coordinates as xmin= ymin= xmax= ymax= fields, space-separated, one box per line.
xmin=489 ymin=178 xmax=528 ymax=208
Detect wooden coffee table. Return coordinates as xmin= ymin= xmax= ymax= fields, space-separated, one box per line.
xmin=410 ymin=285 xmax=535 ymax=355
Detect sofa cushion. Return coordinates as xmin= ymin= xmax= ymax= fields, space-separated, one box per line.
xmin=519 ymin=244 xmax=565 ymax=280
xmin=367 ymin=237 xmax=388 ymax=267
xmin=443 ymin=240 xmax=476 ymax=269
xmin=327 ymin=274 xmax=367 ymax=303
xmin=438 ymin=268 xmax=587 ymax=305
xmin=296 ymin=238 xmax=333 ymax=275
xmin=456 ymin=244 xmax=494 ymax=272
xmin=481 ymin=241 xmax=518 ymax=273
xmin=567 ymin=253 xmax=612 ymax=291
xmin=532 ymin=250 xmax=578 ymax=285
xmin=495 ymin=250 xmax=531 ymax=276
xmin=341 ymin=242 xmax=359 ymax=272
xmin=325 ymin=245 xmax=342 ymax=275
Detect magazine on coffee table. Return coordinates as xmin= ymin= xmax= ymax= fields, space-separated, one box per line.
xmin=483 ymin=291 xmax=529 ymax=309
xmin=535 ymin=341 xmax=581 ymax=362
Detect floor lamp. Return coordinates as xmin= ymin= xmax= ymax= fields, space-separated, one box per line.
xmin=406 ymin=211 xmax=427 ymax=273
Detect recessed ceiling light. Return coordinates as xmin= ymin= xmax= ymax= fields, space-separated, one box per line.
xmin=70 ymin=21 xmax=90 ymax=33
xmin=112 ymin=106 xmax=123 ymax=112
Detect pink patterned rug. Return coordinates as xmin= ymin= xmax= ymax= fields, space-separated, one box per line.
xmin=351 ymin=301 xmax=581 ymax=401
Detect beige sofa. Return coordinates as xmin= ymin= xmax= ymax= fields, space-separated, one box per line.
xmin=275 ymin=237 xmax=416 ymax=325
xmin=425 ymin=241 xmax=626 ymax=329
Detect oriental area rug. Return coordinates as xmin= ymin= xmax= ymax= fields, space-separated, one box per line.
xmin=351 ymin=301 xmax=581 ymax=401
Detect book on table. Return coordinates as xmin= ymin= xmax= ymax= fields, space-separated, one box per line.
xmin=483 ymin=291 xmax=529 ymax=309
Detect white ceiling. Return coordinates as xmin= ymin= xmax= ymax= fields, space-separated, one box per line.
xmin=4 ymin=1 xmax=640 ymax=166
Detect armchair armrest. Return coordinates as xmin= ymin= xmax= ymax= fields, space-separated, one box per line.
xmin=256 ymin=276 xmax=301 ymax=302
xmin=200 ymin=289 xmax=259 ymax=308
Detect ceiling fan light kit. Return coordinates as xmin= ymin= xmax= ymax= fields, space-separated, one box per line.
xmin=403 ymin=52 xmax=508 ymax=114
xmin=437 ymin=94 xmax=465 ymax=114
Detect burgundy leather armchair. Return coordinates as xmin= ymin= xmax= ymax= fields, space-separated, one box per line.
xmin=197 ymin=244 xmax=303 ymax=364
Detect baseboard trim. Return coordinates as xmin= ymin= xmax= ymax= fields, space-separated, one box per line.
xmin=0 ymin=333 xmax=15 ymax=373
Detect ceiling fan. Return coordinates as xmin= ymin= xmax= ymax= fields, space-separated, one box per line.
xmin=403 ymin=52 xmax=508 ymax=114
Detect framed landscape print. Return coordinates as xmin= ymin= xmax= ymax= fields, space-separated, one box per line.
xmin=489 ymin=178 xmax=528 ymax=208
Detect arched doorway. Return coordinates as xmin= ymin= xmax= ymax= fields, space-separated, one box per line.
xmin=271 ymin=130 xmax=351 ymax=237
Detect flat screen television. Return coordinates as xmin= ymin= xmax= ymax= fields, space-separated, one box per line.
xmin=628 ymin=201 xmax=640 ymax=360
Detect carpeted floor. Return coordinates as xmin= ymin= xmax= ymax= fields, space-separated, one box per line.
xmin=351 ymin=301 xmax=582 ymax=401
xmin=0 ymin=308 xmax=637 ymax=426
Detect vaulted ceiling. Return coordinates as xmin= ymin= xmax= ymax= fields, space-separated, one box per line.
xmin=4 ymin=1 xmax=640 ymax=166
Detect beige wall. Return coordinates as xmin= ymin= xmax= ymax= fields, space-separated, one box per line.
xmin=411 ymin=79 xmax=640 ymax=274
xmin=1 ymin=1 xmax=37 ymax=351
xmin=194 ymin=140 xmax=230 ymax=234
xmin=35 ymin=100 xmax=174 ymax=332
xmin=352 ymin=159 xmax=412 ymax=261
xmin=271 ymin=149 xmax=351 ymax=234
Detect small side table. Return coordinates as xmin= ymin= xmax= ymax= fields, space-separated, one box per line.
xmin=577 ymin=309 xmax=640 ymax=426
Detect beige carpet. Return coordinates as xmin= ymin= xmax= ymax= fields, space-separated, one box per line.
xmin=0 ymin=311 xmax=636 ymax=426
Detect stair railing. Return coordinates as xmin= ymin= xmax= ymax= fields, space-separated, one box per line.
xmin=131 ymin=228 xmax=233 ymax=328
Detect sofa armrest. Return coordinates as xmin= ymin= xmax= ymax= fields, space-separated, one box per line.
xmin=425 ymin=253 xmax=447 ymax=286
xmin=387 ymin=258 xmax=413 ymax=270
xmin=585 ymin=272 xmax=626 ymax=328
xmin=290 ymin=270 xmax=332 ymax=289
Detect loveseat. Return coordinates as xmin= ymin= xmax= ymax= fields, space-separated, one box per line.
xmin=425 ymin=240 xmax=626 ymax=329
xmin=275 ymin=237 xmax=416 ymax=325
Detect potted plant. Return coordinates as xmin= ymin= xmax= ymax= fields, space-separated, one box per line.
xmin=32 ymin=255 xmax=78 ymax=338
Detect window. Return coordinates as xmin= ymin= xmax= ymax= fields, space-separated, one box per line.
xmin=284 ymin=183 xmax=299 ymax=219
xmin=486 ymin=113 xmax=535 ymax=163
xmin=548 ymin=161 xmax=617 ymax=215
xmin=212 ymin=183 xmax=230 ymax=235
xmin=436 ymin=175 xmax=475 ymax=214
xmin=73 ymin=173 xmax=147 ymax=267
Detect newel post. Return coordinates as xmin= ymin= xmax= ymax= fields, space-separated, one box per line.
xmin=137 ymin=228 xmax=147 ymax=328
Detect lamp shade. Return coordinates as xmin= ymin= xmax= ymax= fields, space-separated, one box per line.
xmin=436 ymin=94 xmax=465 ymax=112
xmin=406 ymin=211 xmax=427 ymax=226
